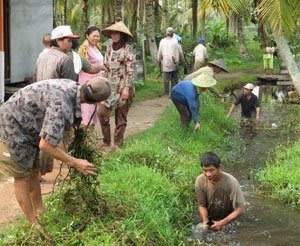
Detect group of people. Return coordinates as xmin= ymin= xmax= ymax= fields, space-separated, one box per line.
xmin=0 ymin=22 xmax=259 ymax=235
xmin=0 ymin=21 xmax=135 ymax=227
xmin=157 ymin=27 xmax=209 ymax=96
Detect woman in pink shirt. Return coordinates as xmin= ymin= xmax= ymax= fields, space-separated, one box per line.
xmin=78 ymin=25 xmax=105 ymax=130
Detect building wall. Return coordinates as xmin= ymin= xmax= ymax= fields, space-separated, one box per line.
xmin=10 ymin=0 xmax=52 ymax=83
xmin=0 ymin=0 xmax=4 ymax=102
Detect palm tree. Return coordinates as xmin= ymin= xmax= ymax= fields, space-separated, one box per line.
xmin=145 ymin=0 xmax=158 ymax=64
xmin=115 ymin=0 xmax=123 ymax=22
xmin=192 ymin=0 xmax=198 ymax=38
xmin=257 ymin=0 xmax=300 ymax=91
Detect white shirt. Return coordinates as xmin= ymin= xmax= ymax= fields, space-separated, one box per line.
xmin=193 ymin=43 xmax=208 ymax=62
xmin=157 ymin=37 xmax=179 ymax=72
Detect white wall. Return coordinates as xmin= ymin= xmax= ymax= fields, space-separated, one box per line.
xmin=0 ymin=51 xmax=4 ymax=102
xmin=10 ymin=0 xmax=52 ymax=83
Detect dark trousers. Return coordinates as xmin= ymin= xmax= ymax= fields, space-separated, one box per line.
xmin=172 ymin=100 xmax=192 ymax=129
xmin=164 ymin=70 xmax=178 ymax=95
xmin=97 ymin=89 xmax=134 ymax=147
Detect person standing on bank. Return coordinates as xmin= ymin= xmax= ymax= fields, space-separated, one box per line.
xmin=157 ymin=27 xmax=179 ymax=95
xmin=195 ymin=152 xmax=246 ymax=231
xmin=78 ymin=25 xmax=105 ymax=129
xmin=227 ymin=83 xmax=260 ymax=124
xmin=34 ymin=25 xmax=79 ymax=82
xmin=97 ymin=21 xmax=135 ymax=152
xmin=193 ymin=37 xmax=208 ymax=71
xmin=170 ymin=73 xmax=217 ymax=131
xmin=0 ymin=78 xmax=111 ymax=227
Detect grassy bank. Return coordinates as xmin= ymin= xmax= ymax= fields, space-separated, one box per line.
xmin=257 ymin=140 xmax=300 ymax=208
xmin=1 ymin=94 xmax=234 ymax=245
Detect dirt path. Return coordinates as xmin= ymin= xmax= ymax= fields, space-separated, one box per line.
xmin=0 ymin=96 xmax=171 ymax=229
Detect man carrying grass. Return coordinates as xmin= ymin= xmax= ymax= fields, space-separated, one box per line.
xmin=195 ymin=152 xmax=246 ymax=231
xmin=0 ymin=78 xmax=110 ymax=227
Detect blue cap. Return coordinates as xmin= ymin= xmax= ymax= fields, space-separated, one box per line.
xmin=175 ymin=34 xmax=182 ymax=42
xmin=198 ymin=37 xmax=206 ymax=43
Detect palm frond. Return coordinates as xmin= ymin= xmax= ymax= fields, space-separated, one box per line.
xmin=258 ymin=0 xmax=296 ymax=36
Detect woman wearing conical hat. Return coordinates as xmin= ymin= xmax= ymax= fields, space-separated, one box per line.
xmin=97 ymin=21 xmax=135 ymax=152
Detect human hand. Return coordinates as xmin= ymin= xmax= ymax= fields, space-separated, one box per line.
xmin=210 ymin=220 xmax=225 ymax=231
xmin=74 ymin=159 xmax=97 ymax=176
xmin=122 ymin=87 xmax=130 ymax=100
xmin=99 ymin=64 xmax=108 ymax=72
xmin=194 ymin=122 xmax=201 ymax=131
xmin=255 ymin=115 xmax=260 ymax=125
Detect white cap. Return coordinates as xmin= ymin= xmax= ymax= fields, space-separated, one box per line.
xmin=51 ymin=25 xmax=80 ymax=40
xmin=243 ymin=83 xmax=255 ymax=90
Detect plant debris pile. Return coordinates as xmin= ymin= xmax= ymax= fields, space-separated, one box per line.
xmin=60 ymin=127 xmax=107 ymax=220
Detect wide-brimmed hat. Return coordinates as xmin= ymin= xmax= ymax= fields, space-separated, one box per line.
xmin=87 ymin=77 xmax=111 ymax=102
xmin=51 ymin=25 xmax=80 ymax=40
xmin=208 ymin=59 xmax=229 ymax=73
xmin=102 ymin=21 xmax=134 ymax=41
xmin=243 ymin=83 xmax=255 ymax=90
xmin=191 ymin=73 xmax=217 ymax=88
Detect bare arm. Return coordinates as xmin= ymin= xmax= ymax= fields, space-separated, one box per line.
xmin=89 ymin=64 xmax=107 ymax=74
xmin=39 ymin=138 xmax=97 ymax=176
xmin=255 ymin=107 xmax=260 ymax=124
xmin=199 ymin=206 xmax=209 ymax=229
xmin=227 ymin=104 xmax=237 ymax=117
xmin=211 ymin=206 xmax=245 ymax=230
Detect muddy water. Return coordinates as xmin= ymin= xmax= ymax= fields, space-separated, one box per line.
xmin=193 ymin=101 xmax=300 ymax=245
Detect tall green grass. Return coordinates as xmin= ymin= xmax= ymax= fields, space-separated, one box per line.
xmin=1 ymin=94 xmax=234 ymax=245
xmin=257 ymin=140 xmax=300 ymax=208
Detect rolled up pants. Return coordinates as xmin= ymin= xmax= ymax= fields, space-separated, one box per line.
xmin=172 ymin=100 xmax=192 ymax=129
xmin=97 ymin=89 xmax=134 ymax=147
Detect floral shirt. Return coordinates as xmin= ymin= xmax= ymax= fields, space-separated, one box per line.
xmin=104 ymin=43 xmax=135 ymax=107
xmin=0 ymin=79 xmax=81 ymax=170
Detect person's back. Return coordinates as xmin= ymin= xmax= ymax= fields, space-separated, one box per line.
xmin=158 ymin=36 xmax=179 ymax=72
xmin=193 ymin=38 xmax=208 ymax=71
xmin=0 ymin=79 xmax=79 ymax=168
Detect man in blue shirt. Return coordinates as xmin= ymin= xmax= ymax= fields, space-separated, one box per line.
xmin=170 ymin=73 xmax=217 ymax=131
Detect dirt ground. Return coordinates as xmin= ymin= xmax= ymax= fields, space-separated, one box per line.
xmin=0 ymin=96 xmax=171 ymax=229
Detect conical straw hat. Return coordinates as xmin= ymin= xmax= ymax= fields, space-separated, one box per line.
xmin=207 ymin=59 xmax=229 ymax=73
xmin=191 ymin=73 xmax=217 ymax=88
xmin=102 ymin=21 xmax=133 ymax=40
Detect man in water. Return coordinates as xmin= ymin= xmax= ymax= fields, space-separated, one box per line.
xmin=195 ymin=152 xmax=246 ymax=231
xmin=227 ymin=83 xmax=260 ymax=124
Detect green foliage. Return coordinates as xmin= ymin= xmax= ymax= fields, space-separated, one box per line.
xmin=206 ymin=18 xmax=234 ymax=49
xmin=257 ymin=140 xmax=300 ymax=208
xmin=0 ymin=93 xmax=234 ymax=245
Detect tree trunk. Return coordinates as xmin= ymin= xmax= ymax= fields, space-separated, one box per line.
xmin=145 ymin=0 xmax=158 ymax=65
xmin=82 ymin=0 xmax=89 ymax=29
xmin=154 ymin=0 xmax=160 ymax=32
xmin=138 ymin=0 xmax=145 ymax=25
xmin=130 ymin=0 xmax=138 ymax=37
xmin=201 ymin=11 xmax=205 ymax=38
xmin=237 ymin=15 xmax=249 ymax=58
xmin=115 ymin=0 xmax=122 ymax=22
xmin=192 ymin=0 xmax=198 ymax=38
xmin=63 ymin=0 xmax=67 ymax=24
xmin=253 ymin=0 xmax=267 ymax=48
xmin=53 ymin=0 xmax=56 ymax=27
xmin=161 ymin=0 xmax=168 ymax=31
xmin=258 ymin=24 xmax=268 ymax=48
xmin=273 ymin=32 xmax=300 ymax=93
